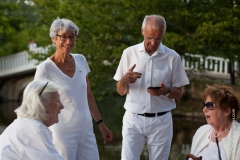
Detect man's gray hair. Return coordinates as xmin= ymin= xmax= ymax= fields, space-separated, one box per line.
xmin=49 ymin=17 xmax=79 ymax=39
xmin=15 ymin=80 xmax=60 ymax=122
xmin=142 ymin=15 xmax=166 ymax=31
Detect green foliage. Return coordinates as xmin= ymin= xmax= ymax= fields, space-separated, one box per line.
xmin=2 ymin=0 xmax=240 ymax=96
xmin=29 ymin=45 xmax=55 ymax=63
xmin=0 ymin=0 xmax=40 ymax=56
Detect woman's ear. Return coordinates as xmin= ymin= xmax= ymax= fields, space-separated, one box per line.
xmin=52 ymin=37 xmax=56 ymax=44
xmin=40 ymin=98 xmax=48 ymax=106
xmin=225 ymin=107 xmax=231 ymax=116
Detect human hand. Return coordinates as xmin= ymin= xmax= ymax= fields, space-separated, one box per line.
xmin=147 ymin=82 xmax=169 ymax=96
xmin=98 ymin=123 xmax=113 ymax=144
xmin=121 ymin=64 xmax=142 ymax=85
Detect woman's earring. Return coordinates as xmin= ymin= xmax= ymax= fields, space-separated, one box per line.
xmin=232 ymin=109 xmax=235 ymax=120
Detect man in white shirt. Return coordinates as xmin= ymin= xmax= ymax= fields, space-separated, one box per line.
xmin=113 ymin=15 xmax=189 ymax=160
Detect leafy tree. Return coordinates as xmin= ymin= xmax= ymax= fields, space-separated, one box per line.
xmin=32 ymin=0 xmax=165 ymax=98
xmin=0 ymin=0 xmax=39 ymax=56
xmin=155 ymin=0 xmax=240 ymax=84
xmin=30 ymin=0 xmax=240 ymax=97
xmin=2 ymin=0 xmax=240 ymax=97
xmin=194 ymin=0 xmax=240 ymax=84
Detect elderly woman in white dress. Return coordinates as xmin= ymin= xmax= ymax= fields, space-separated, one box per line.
xmin=0 ymin=80 xmax=64 ymax=160
xmin=189 ymin=84 xmax=240 ymax=160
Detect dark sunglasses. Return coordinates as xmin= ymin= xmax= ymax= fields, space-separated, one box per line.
xmin=202 ymin=102 xmax=216 ymax=110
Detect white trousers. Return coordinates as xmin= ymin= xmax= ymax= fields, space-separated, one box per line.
xmin=51 ymin=128 xmax=99 ymax=160
xmin=121 ymin=110 xmax=173 ymax=160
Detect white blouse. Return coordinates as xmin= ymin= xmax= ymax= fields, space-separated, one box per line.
xmin=197 ymin=140 xmax=227 ymax=160
xmin=0 ymin=118 xmax=64 ymax=160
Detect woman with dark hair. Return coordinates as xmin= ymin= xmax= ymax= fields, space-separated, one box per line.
xmin=189 ymin=84 xmax=240 ymax=160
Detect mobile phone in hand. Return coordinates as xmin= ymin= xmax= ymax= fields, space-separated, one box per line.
xmin=147 ymin=86 xmax=162 ymax=89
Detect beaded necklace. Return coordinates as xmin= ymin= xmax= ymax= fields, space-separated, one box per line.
xmin=214 ymin=123 xmax=232 ymax=137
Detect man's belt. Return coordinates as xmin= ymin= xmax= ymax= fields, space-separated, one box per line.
xmin=137 ymin=111 xmax=169 ymax=117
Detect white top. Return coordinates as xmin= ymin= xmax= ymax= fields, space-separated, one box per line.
xmin=34 ymin=54 xmax=93 ymax=132
xmin=197 ymin=140 xmax=227 ymax=160
xmin=190 ymin=121 xmax=240 ymax=160
xmin=113 ymin=42 xmax=189 ymax=113
xmin=28 ymin=42 xmax=37 ymax=51
xmin=0 ymin=118 xmax=64 ymax=160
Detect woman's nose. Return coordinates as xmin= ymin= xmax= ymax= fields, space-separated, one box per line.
xmin=203 ymin=106 xmax=207 ymax=113
xmin=60 ymin=103 xmax=64 ymax=109
xmin=65 ymin=38 xmax=72 ymax=44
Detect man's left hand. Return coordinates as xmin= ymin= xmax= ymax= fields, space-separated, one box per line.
xmin=147 ymin=82 xmax=169 ymax=96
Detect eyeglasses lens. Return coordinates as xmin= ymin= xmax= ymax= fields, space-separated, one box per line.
xmin=61 ymin=35 xmax=76 ymax=41
xmin=146 ymin=37 xmax=162 ymax=43
xmin=202 ymin=102 xmax=214 ymax=110
xmin=57 ymin=34 xmax=77 ymax=41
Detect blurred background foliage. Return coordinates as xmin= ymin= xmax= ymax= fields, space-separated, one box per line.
xmin=1 ymin=0 xmax=240 ymax=98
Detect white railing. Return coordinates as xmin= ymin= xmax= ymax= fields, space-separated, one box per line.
xmin=0 ymin=49 xmax=235 ymax=78
xmin=181 ymin=53 xmax=231 ymax=78
xmin=0 ymin=46 xmax=51 ymax=77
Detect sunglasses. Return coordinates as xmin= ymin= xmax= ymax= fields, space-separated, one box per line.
xmin=202 ymin=102 xmax=216 ymax=110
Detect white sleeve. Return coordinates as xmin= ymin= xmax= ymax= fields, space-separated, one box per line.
xmin=34 ymin=65 xmax=49 ymax=81
xmin=81 ymin=55 xmax=91 ymax=75
xmin=23 ymin=128 xmax=65 ymax=160
xmin=171 ymin=55 xmax=189 ymax=87
xmin=113 ymin=50 xmax=128 ymax=81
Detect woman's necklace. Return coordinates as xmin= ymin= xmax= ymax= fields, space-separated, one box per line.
xmin=214 ymin=123 xmax=232 ymax=137
xmin=51 ymin=54 xmax=74 ymax=73
xmin=65 ymin=55 xmax=73 ymax=72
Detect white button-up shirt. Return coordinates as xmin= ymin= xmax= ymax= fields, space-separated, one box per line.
xmin=114 ymin=42 xmax=189 ymax=113
xmin=0 ymin=118 xmax=65 ymax=160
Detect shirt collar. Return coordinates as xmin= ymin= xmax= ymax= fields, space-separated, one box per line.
xmin=138 ymin=41 xmax=165 ymax=55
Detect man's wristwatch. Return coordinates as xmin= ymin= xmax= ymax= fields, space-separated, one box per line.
xmin=164 ymin=87 xmax=170 ymax=96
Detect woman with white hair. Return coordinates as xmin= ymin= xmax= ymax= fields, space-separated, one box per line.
xmin=34 ymin=17 xmax=113 ymax=160
xmin=0 ymin=80 xmax=64 ymax=159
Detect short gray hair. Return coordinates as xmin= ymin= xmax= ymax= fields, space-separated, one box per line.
xmin=49 ymin=17 xmax=79 ymax=39
xmin=15 ymin=80 xmax=60 ymax=122
xmin=141 ymin=15 xmax=166 ymax=31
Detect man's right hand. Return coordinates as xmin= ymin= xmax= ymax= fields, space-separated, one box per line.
xmin=116 ymin=64 xmax=142 ymax=96
xmin=121 ymin=64 xmax=142 ymax=85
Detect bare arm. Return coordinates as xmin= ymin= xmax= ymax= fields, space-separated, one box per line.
xmin=167 ymin=87 xmax=183 ymax=100
xmin=86 ymin=76 xmax=102 ymax=121
xmin=147 ymin=82 xmax=183 ymax=100
xmin=86 ymin=76 xmax=113 ymax=143
xmin=116 ymin=77 xmax=129 ymax=96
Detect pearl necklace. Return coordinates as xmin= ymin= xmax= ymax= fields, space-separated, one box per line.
xmin=214 ymin=123 xmax=232 ymax=137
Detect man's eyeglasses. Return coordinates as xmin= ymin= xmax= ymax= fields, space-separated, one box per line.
xmin=202 ymin=102 xmax=216 ymax=110
xmin=145 ymin=37 xmax=162 ymax=43
xmin=56 ymin=34 xmax=77 ymax=41
xmin=39 ymin=82 xmax=49 ymax=96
